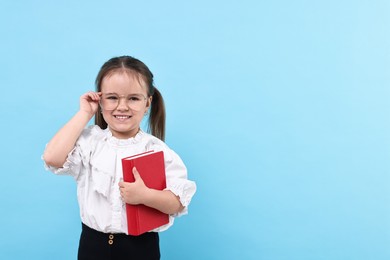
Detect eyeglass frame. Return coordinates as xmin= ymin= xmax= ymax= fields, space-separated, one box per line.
xmin=99 ymin=92 xmax=149 ymax=111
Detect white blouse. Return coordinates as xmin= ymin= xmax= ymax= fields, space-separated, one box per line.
xmin=44 ymin=125 xmax=196 ymax=234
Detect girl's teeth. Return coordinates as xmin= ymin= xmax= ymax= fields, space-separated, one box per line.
xmin=115 ymin=116 xmax=129 ymax=119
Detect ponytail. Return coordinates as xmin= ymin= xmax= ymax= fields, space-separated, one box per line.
xmin=95 ymin=110 xmax=107 ymax=130
xmin=148 ymin=87 xmax=166 ymax=141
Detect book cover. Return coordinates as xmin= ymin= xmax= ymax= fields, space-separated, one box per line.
xmin=121 ymin=150 xmax=169 ymax=236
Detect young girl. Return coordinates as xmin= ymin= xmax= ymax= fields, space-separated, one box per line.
xmin=43 ymin=56 xmax=196 ymax=260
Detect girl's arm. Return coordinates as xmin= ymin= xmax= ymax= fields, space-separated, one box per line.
xmin=119 ymin=167 xmax=184 ymax=215
xmin=144 ymin=190 xmax=184 ymax=215
xmin=43 ymin=92 xmax=100 ymax=168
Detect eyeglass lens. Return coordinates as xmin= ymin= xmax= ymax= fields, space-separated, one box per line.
xmin=100 ymin=93 xmax=146 ymax=111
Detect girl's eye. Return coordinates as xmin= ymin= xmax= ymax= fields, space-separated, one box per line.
xmin=129 ymin=96 xmax=141 ymax=101
xmin=107 ymin=96 xmax=118 ymax=100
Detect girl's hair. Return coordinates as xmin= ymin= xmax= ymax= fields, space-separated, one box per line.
xmin=94 ymin=56 xmax=166 ymax=141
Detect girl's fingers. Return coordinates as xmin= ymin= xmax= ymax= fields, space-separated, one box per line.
xmin=85 ymin=91 xmax=100 ymax=101
xmin=89 ymin=92 xmax=98 ymax=100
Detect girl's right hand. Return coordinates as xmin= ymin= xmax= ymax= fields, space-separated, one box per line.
xmin=80 ymin=91 xmax=101 ymax=116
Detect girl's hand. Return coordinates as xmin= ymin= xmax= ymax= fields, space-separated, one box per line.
xmin=119 ymin=167 xmax=150 ymax=205
xmin=80 ymin=91 xmax=101 ymax=117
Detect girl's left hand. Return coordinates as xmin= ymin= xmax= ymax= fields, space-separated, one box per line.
xmin=119 ymin=167 xmax=150 ymax=205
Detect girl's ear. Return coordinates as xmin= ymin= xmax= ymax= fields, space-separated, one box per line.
xmin=146 ymin=95 xmax=153 ymax=109
xmin=144 ymin=96 xmax=152 ymax=115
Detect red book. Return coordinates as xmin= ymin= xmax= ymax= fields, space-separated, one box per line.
xmin=121 ymin=150 xmax=169 ymax=236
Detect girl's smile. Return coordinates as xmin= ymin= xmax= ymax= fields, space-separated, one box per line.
xmin=113 ymin=115 xmax=132 ymax=121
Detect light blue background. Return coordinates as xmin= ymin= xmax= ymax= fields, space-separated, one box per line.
xmin=1 ymin=1 xmax=389 ymax=259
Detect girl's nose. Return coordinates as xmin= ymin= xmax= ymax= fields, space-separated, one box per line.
xmin=116 ymin=97 xmax=129 ymax=110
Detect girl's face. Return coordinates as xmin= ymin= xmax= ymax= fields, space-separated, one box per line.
xmin=100 ymin=71 xmax=151 ymax=139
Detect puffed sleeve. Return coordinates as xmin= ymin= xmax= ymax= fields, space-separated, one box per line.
xmin=43 ymin=125 xmax=95 ymax=180
xmin=163 ymin=148 xmax=197 ymax=217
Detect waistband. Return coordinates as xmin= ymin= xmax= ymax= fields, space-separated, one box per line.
xmin=81 ymin=223 xmax=127 ymax=236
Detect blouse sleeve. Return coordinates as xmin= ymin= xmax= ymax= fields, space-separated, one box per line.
xmin=43 ymin=126 xmax=94 ymax=180
xmin=162 ymin=148 xmax=197 ymax=217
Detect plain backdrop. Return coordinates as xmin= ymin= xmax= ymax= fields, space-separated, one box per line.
xmin=1 ymin=1 xmax=389 ymax=259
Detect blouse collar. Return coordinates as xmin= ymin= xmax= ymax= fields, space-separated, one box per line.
xmin=104 ymin=128 xmax=144 ymax=146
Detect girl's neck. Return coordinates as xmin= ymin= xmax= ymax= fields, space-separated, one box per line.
xmin=108 ymin=127 xmax=141 ymax=139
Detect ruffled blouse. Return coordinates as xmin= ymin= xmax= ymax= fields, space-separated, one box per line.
xmin=44 ymin=125 xmax=196 ymax=234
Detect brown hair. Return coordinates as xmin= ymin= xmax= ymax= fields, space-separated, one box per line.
xmin=94 ymin=56 xmax=166 ymax=141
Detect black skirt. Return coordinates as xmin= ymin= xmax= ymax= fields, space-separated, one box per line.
xmin=78 ymin=223 xmax=160 ymax=260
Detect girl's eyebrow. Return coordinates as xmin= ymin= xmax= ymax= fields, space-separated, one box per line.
xmin=102 ymin=92 xmax=145 ymax=96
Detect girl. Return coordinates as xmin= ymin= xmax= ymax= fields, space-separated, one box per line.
xmin=43 ymin=56 xmax=196 ymax=260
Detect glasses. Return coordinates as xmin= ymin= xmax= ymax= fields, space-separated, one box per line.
xmin=100 ymin=93 xmax=147 ymax=111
